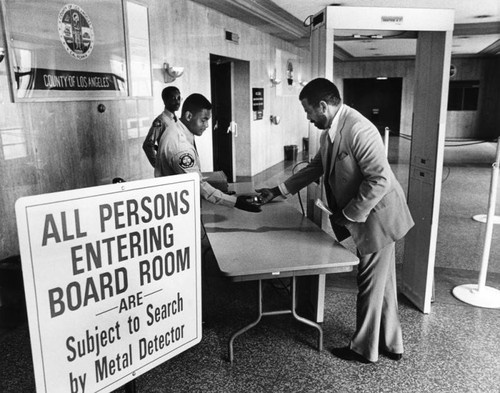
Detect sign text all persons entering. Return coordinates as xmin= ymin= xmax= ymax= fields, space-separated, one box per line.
xmin=15 ymin=173 xmax=201 ymax=393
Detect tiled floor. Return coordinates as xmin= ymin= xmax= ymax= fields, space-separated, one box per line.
xmin=1 ymin=137 xmax=500 ymax=392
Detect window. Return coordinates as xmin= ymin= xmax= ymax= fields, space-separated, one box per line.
xmin=2 ymin=0 xmax=152 ymax=101
xmin=448 ymin=81 xmax=479 ymax=111
xmin=0 ymin=128 xmax=27 ymax=160
xmin=125 ymin=1 xmax=152 ymax=97
xmin=3 ymin=0 xmax=128 ymax=101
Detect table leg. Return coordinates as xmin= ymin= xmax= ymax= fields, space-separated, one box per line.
xmin=291 ymin=276 xmax=323 ymax=351
xmin=228 ymin=277 xmax=323 ymax=363
xmin=228 ymin=280 xmax=263 ymax=364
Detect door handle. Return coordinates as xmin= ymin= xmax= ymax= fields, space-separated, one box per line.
xmin=227 ymin=121 xmax=238 ymax=137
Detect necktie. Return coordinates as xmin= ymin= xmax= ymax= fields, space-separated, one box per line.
xmin=173 ymin=114 xmax=178 ymax=122
xmin=324 ymin=135 xmax=336 ymax=208
xmin=326 ymin=134 xmax=334 ymax=176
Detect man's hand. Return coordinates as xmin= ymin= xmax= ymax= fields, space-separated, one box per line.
xmin=235 ymin=195 xmax=262 ymax=213
xmin=331 ymin=210 xmax=349 ymax=227
xmin=255 ymin=186 xmax=281 ymax=204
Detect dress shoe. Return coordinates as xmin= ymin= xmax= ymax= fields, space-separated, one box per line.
xmin=380 ymin=349 xmax=403 ymax=361
xmin=331 ymin=346 xmax=373 ymax=364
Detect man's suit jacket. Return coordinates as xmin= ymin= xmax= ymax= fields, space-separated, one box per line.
xmin=284 ymin=105 xmax=414 ymax=255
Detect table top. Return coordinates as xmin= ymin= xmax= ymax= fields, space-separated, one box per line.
xmin=202 ymin=198 xmax=359 ymax=282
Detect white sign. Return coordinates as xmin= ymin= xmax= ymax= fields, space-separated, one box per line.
xmin=4 ymin=0 xmax=128 ymax=100
xmin=15 ymin=173 xmax=201 ymax=393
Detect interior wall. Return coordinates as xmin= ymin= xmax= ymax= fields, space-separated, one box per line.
xmin=0 ymin=0 xmax=310 ymax=260
xmin=448 ymin=57 xmax=500 ymax=140
xmin=334 ymin=57 xmax=500 ymax=139
xmin=333 ymin=60 xmax=415 ymax=136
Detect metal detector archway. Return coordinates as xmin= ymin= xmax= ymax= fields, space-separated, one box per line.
xmin=308 ymin=6 xmax=454 ymax=315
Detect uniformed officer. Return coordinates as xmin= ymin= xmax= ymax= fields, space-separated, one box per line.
xmin=155 ymin=93 xmax=260 ymax=212
xmin=142 ymin=86 xmax=181 ymax=167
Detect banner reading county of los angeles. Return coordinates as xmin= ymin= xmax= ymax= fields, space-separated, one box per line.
xmin=15 ymin=173 xmax=201 ymax=393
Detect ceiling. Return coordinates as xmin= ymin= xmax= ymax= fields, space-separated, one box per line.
xmin=190 ymin=0 xmax=500 ymax=60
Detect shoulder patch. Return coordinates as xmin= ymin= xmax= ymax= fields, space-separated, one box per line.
xmin=152 ymin=119 xmax=162 ymax=127
xmin=179 ymin=153 xmax=195 ymax=169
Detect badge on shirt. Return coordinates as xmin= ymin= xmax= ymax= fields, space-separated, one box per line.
xmin=179 ymin=153 xmax=195 ymax=169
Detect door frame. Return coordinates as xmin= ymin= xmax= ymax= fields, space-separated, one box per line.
xmin=309 ymin=6 xmax=454 ymax=314
xmin=209 ymin=54 xmax=251 ymax=183
xmin=343 ymin=77 xmax=403 ymax=136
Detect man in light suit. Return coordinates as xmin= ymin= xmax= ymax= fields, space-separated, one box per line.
xmin=257 ymin=78 xmax=414 ymax=363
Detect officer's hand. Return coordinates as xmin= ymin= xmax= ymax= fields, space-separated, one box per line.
xmin=255 ymin=186 xmax=281 ymax=204
xmin=235 ymin=195 xmax=262 ymax=213
xmin=331 ymin=210 xmax=349 ymax=227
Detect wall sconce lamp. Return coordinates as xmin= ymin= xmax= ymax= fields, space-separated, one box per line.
xmin=270 ymin=115 xmax=281 ymax=125
xmin=270 ymin=76 xmax=281 ymax=87
xmin=286 ymin=59 xmax=294 ymax=86
xmin=270 ymin=67 xmax=281 ymax=87
xmin=164 ymin=62 xmax=184 ymax=83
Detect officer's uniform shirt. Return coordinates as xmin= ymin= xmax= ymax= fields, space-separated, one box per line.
xmin=154 ymin=120 xmax=237 ymax=207
xmin=143 ymin=109 xmax=177 ymax=167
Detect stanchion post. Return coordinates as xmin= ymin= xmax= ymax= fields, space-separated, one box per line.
xmin=384 ymin=127 xmax=390 ymax=158
xmin=471 ymin=140 xmax=500 ymax=224
xmin=477 ymin=139 xmax=500 ymax=291
xmin=453 ymin=137 xmax=500 ymax=308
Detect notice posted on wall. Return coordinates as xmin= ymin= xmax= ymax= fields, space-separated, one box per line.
xmin=15 ymin=173 xmax=201 ymax=393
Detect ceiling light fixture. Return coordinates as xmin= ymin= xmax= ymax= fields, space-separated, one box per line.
xmin=352 ymin=34 xmax=384 ymax=40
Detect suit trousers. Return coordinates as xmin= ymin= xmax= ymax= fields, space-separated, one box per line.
xmin=349 ymin=241 xmax=403 ymax=362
